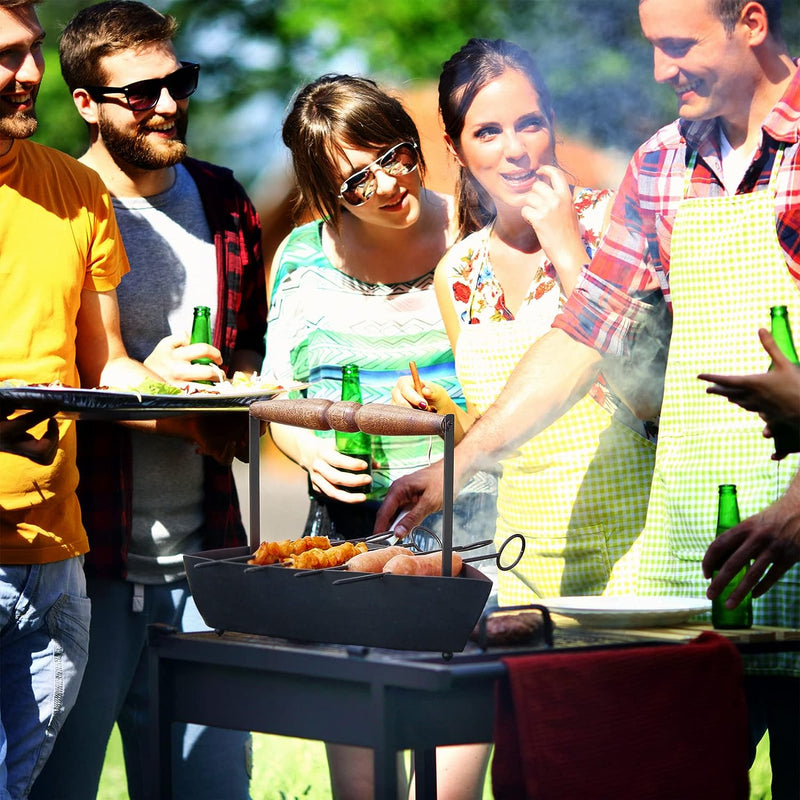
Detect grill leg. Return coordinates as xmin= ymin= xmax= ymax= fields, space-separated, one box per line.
xmin=148 ymin=625 xmax=174 ymax=800
xmin=413 ymin=748 xmax=438 ymax=800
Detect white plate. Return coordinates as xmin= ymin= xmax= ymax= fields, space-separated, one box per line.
xmin=538 ymin=596 xmax=711 ymax=628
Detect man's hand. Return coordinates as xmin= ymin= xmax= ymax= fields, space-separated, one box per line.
xmin=154 ymin=413 xmax=256 ymax=466
xmin=144 ymin=334 xmax=225 ymax=386
xmin=699 ymin=329 xmax=800 ymax=459
xmin=0 ymin=409 xmax=59 ymax=465
xmin=703 ymin=490 xmax=800 ymax=606
xmin=374 ymin=461 xmax=445 ymax=537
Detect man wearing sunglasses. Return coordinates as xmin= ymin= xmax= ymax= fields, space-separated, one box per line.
xmin=30 ymin=3 xmax=265 ymax=799
xmin=0 ymin=0 xmax=170 ymax=796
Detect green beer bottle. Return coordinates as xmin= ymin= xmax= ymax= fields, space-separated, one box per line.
xmin=711 ymin=484 xmax=752 ymax=630
xmin=768 ymin=305 xmax=800 ymax=456
xmin=190 ymin=305 xmax=214 ymax=384
xmin=770 ymin=305 xmax=800 ymax=364
xmin=336 ymin=364 xmax=372 ymax=493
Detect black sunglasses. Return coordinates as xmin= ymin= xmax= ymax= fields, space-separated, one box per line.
xmin=84 ymin=62 xmax=200 ymax=112
xmin=338 ymin=141 xmax=420 ymax=206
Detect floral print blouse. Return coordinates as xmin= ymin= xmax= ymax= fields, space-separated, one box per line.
xmin=447 ymin=187 xmax=613 ymax=326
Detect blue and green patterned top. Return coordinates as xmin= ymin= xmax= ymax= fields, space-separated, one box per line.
xmin=265 ymin=220 xmax=467 ymax=500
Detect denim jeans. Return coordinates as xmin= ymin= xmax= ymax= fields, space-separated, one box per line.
xmin=31 ymin=577 xmax=251 ymax=800
xmin=0 ymin=557 xmax=90 ymax=800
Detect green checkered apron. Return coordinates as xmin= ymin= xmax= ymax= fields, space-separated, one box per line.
xmin=636 ymin=146 xmax=800 ymax=675
xmin=456 ymin=318 xmax=655 ymax=606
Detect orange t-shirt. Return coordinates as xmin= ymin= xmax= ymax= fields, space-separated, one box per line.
xmin=0 ymin=139 xmax=128 ymax=564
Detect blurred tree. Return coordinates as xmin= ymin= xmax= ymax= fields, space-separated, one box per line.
xmin=32 ymin=0 xmax=800 ymax=188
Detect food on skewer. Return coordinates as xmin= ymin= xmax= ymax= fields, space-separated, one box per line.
xmin=285 ymin=541 xmax=368 ymax=570
xmin=344 ymin=545 xmax=409 ymax=573
xmin=249 ymin=535 xmax=331 ymax=565
xmin=409 ymin=361 xmax=423 ymax=393
xmin=382 ymin=551 xmax=463 ymax=576
xmin=408 ymin=360 xmax=436 ymax=412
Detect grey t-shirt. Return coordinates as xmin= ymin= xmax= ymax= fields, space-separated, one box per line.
xmin=113 ymin=163 xmax=218 ymax=583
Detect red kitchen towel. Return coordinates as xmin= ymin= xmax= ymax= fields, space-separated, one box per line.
xmin=492 ymin=631 xmax=749 ymax=800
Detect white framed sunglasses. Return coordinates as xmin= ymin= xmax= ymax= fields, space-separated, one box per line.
xmin=338 ymin=141 xmax=419 ymax=206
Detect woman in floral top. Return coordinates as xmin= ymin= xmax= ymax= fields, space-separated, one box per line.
xmin=394 ymin=37 xmax=656 ymax=605
xmin=392 ymin=38 xmax=658 ymax=799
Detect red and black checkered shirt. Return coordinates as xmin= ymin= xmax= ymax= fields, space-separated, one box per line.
xmin=554 ymin=60 xmax=800 ymax=357
xmin=77 ymin=157 xmax=266 ymax=580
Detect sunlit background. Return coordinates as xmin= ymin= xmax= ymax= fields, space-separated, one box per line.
xmin=39 ymin=0 xmax=800 ymax=197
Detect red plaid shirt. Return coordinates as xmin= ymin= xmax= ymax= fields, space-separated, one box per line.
xmin=77 ymin=158 xmax=266 ymax=580
xmin=554 ymin=60 xmax=800 ymax=356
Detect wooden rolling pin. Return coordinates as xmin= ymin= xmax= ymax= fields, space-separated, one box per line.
xmin=250 ymin=398 xmax=450 ymax=439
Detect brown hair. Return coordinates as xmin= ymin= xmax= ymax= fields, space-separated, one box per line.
xmin=59 ymin=0 xmax=178 ymax=92
xmin=0 ymin=1 xmax=42 ymax=7
xmin=713 ymin=0 xmax=782 ymax=35
xmin=281 ymin=74 xmax=426 ymax=229
xmin=438 ymin=38 xmax=556 ymax=238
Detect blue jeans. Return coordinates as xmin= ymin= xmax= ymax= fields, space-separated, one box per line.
xmin=0 ymin=557 xmax=90 ymax=800
xmin=30 ymin=578 xmax=251 ymax=800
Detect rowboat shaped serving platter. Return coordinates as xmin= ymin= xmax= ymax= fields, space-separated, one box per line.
xmin=0 ymin=381 xmax=304 ymax=420
xmin=538 ymin=596 xmax=711 ymax=629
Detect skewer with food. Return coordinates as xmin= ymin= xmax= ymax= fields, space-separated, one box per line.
xmin=382 ymin=551 xmax=464 ymax=576
xmin=343 ymin=545 xmax=409 ymax=573
xmin=248 ymin=535 xmax=331 ymax=566
xmin=284 ymin=540 xmax=368 ymax=570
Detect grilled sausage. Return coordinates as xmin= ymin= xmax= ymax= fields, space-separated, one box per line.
xmin=382 ymin=551 xmax=463 ymax=576
xmin=345 ymin=545 xmax=408 ymax=573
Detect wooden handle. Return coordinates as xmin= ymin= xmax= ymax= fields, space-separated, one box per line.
xmin=250 ymin=398 xmax=449 ymax=438
xmin=355 ymin=403 xmax=448 ymax=437
xmin=249 ymin=398 xmax=333 ymax=430
xmin=327 ymin=401 xmax=361 ymax=433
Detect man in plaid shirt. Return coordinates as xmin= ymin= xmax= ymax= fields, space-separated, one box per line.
xmin=378 ymin=0 xmax=800 ymax=794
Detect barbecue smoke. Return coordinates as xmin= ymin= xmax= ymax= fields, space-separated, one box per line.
xmin=600 ymin=293 xmax=671 ymax=423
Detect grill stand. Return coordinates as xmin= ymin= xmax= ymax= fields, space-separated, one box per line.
xmin=248 ymin=413 xmax=261 ymax=551
xmin=147 ymin=626 xmax=500 ymax=800
xmin=246 ymin=400 xmax=457 ymax=573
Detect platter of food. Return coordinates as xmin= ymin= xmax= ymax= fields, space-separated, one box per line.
xmin=0 ymin=376 xmax=304 ymax=419
xmin=537 ymin=596 xmax=711 ymax=629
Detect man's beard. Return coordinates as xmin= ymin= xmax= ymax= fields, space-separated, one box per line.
xmin=0 ymin=98 xmax=38 ymax=140
xmin=97 ymin=108 xmax=188 ymax=170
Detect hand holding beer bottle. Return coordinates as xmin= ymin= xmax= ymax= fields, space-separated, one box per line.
xmin=190 ymin=305 xmax=215 ymax=385
xmin=711 ymin=484 xmax=753 ymax=630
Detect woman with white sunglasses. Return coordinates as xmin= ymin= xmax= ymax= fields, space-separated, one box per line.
xmin=266 ymin=73 xmax=496 ymax=545
xmin=264 ymin=72 xmax=497 ymax=800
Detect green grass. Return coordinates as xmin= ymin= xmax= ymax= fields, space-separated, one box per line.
xmin=98 ymin=726 xmax=773 ymax=799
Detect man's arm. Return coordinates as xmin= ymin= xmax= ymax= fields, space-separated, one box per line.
xmin=375 ymin=328 xmax=602 ymax=536
xmin=75 ymin=287 xmax=154 ymax=389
